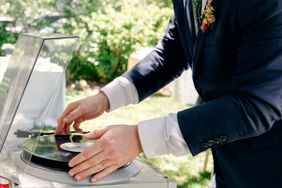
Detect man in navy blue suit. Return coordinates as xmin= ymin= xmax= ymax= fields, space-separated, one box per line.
xmin=56 ymin=0 xmax=282 ymax=187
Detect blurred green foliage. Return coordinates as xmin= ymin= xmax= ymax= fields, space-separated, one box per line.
xmin=0 ymin=22 xmax=18 ymax=56
xmin=57 ymin=0 xmax=172 ymax=83
xmin=0 ymin=0 xmax=58 ymax=29
xmin=0 ymin=0 xmax=172 ymax=83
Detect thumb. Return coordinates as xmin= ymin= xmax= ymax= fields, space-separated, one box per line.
xmin=83 ymin=128 xmax=108 ymax=140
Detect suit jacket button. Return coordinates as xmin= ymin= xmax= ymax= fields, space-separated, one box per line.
xmin=201 ymin=136 xmax=228 ymax=150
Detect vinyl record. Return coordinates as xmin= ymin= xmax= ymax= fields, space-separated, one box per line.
xmin=60 ymin=142 xmax=92 ymax=153
xmin=22 ymin=134 xmax=95 ymax=171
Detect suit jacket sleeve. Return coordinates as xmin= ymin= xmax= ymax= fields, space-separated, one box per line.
xmin=178 ymin=0 xmax=282 ymax=155
xmin=122 ymin=14 xmax=188 ymax=101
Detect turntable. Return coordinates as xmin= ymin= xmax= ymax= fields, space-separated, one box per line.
xmin=0 ymin=33 xmax=177 ymax=188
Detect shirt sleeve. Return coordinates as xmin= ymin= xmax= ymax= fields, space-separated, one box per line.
xmin=138 ymin=113 xmax=190 ymax=158
xmin=101 ymin=76 xmax=190 ymax=157
xmin=100 ymin=76 xmax=139 ymax=112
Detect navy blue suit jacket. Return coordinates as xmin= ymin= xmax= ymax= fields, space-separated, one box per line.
xmin=123 ymin=0 xmax=282 ymax=187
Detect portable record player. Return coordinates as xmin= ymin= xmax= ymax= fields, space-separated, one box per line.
xmin=0 ymin=33 xmax=177 ymax=188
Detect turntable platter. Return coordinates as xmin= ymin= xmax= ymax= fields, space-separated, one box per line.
xmin=22 ymin=134 xmax=95 ymax=171
xmin=18 ymin=134 xmax=142 ymax=185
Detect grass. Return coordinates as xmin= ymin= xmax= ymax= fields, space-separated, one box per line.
xmin=66 ymin=89 xmax=213 ymax=188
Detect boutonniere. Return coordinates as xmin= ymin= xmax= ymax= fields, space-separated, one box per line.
xmin=201 ymin=0 xmax=216 ymax=33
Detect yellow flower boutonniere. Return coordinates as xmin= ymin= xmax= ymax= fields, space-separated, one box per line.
xmin=201 ymin=0 xmax=216 ymax=33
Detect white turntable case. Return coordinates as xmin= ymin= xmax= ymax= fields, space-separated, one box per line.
xmin=15 ymin=158 xmax=176 ymax=188
xmin=0 ymin=33 xmax=177 ymax=188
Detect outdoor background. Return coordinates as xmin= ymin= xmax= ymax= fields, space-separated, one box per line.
xmin=0 ymin=0 xmax=213 ymax=187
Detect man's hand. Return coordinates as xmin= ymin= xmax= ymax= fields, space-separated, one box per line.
xmin=68 ymin=125 xmax=143 ymax=182
xmin=56 ymin=91 xmax=109 ymax=135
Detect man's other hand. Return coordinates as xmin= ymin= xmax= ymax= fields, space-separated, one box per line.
xmin=56 ymin=91 xmax=109 ymax=135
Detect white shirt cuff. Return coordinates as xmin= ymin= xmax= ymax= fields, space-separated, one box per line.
xmin=100 ymin=76 xmax=139 ymax=112
xmin=138 ymin=113 xmax=190 ymax=158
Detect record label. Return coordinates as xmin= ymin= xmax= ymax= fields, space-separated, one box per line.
xmin=60 ymin=142 xmax=92 ymax=153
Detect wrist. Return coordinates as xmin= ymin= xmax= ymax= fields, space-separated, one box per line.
xmin=133 ymin=125 xmax=143 ymax=154
xmin=98 ymin=90 xmax=110 ymax=112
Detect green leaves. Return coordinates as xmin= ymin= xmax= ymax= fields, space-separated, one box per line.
xmin=56 ymin=0 xmax=172 ymax=83
xmin=0 ymin=0 xmax=172 ymax=83
xmin=0 ymin=22 xmax=18 ymax=56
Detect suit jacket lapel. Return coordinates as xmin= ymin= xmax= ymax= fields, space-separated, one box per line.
xmin=185 ymin=0 xmax=196 ymax=50
xmin=192 ymin=0 xmax=220 ymax=73
xmin=192 ymin=26 xmax=208 ymax=72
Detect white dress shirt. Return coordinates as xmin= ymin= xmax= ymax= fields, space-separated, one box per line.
xmin=101 ymin=77 xmax=190 ymax=157
xmin=100 ymin=0 xmax=208 ymax=158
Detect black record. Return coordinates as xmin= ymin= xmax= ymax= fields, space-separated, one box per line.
xmin=21 ymin=134 xmax=95 ymax=171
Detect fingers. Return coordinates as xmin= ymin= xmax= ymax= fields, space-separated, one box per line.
xmin=70 ymin=160 xmax=117 ymax=183
xmin=69 ymin=141 xmax=103 ymax=168
xmin=56 ymin=102 xmax=86 ymax=135
xmin=63 ymin=105 xmax=86 ymax=124
xmin=68 ymin=139 xmax=114 ymax=182
xmin=91 ymin=165 xmax=118 ymax=183
xmin=56 ymin=93 xmax=110 ymax=135
xmin=72 ymin=163 xmax=105 ymax=181
xmin=64 ymin=122 xmax=71 ymax=135
xmin=83 ymin=128 xmax=108 ymax=140
xmin=73 ymin=120 xmax=83 ymax=133
xmin=56 ymin=120 xmax=68 ymax=135
xmin=58 ymin=102 xmax=79 ymax=123
xmin=56 ymin=101 xmax=80 ymax=135
xmin=68 ymin=152 xmax=107 ymax=180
